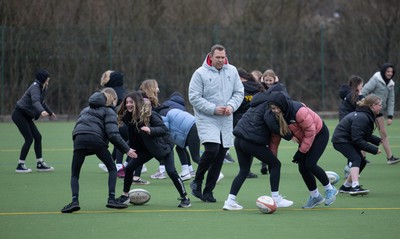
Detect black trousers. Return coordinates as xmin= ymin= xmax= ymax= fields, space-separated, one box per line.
xmin=194 ymin=142 xmax=228 ymax=194
xmin=176 ymin=124 xmax=201 ymax=166
xmin=70 ymin=144 xmax=117 ymax=201
xmin=230 ymin=137 xmax=281 ymax=195
xmin=124 ymin=150 xmax=187 ymax=198
xmin=113 ymin=123 xmax=142 ymax=176
xmin=12 ymin=109 xmax=42 ymax=161
xmin=297 ymin=123 xmax=330 ymax=191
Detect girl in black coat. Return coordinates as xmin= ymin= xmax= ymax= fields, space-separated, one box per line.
xmin=222 ymin=91 xmax=294 ymax=210
xmin=61 ymin=88 xmax=137 ymax=213
xmin=338 ymin=75 xmax=366 ymax=177
xmin=116 ymin=91 xmax=191 ymax=208
xmin=332 ymin=94 xmax=382 ymax=196
xmin=12 ymin=69 xmax=57 ymax=173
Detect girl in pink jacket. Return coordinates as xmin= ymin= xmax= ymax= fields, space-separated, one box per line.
xmin=267 ymin=92 xmax=337 ymax=209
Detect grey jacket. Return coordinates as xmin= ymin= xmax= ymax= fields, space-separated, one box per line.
xmin=188 ymin=55 xmax=244 ymax=147
xmin=362 ymin=71 xmax=395 ymax=117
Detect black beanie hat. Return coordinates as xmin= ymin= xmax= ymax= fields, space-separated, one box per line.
xmin=105 ymin=72 xmax=124 ymax=87
xmin=36 ymin=69 xmax=50 ymax=84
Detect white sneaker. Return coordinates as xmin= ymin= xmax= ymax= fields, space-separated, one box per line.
xmin=217 ymin=172 xmax=224 ymax=183
xmin=98 ymin=163 xmax=108 ymax=172
xmin=180 ymin=171 xmax=192 ymax=181
xmin=141 ymin=164 xmax=148 ymax=173
xmin=190 ymin=171 xmax=196 ymax=177
xmin=223 ymin=200 xmax=243 ymax=210
xmin=273 ymin=195 xmax=293 ymax=207
xmin=150 ymin=170 xmax=167 ymax=179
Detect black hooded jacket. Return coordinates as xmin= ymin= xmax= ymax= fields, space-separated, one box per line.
xmin=233 ymin=80 xmax=263 ymax=127
xmin=15 ymin=80 xmax=53 ymax=120
xmin=72 ymin=92 xmax=130 ymax=153
xmin=233 ymin=91 xmax=274 ymax=145
xmin=332 ymin=106 xmax=381 ymax=154
xmin=338 ymin=84 xmax=364 ymax=121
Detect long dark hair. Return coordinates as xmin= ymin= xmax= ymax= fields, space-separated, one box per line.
xmin=348 ymin=75 xmax=363 ymax=104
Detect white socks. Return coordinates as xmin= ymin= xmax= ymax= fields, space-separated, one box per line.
xmin=227 ymin=194 xmax=236 ymax=202
xmin=159 ymin=165 xmax=166 ymax=173
xmin=116 ymin=164 xmax=123 ymax=171
xmin=310 ymin=189 xmax=320 ymax=198
xmin=324 ymin=183 xmax=333 ymax=191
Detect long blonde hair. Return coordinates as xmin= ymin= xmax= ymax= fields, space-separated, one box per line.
xmin=269 ymin=103 xmax=291 ymax=137
xmin=139 ymin=79 xmax=159 ymax=107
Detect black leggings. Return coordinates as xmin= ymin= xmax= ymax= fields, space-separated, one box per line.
xmin=333 ymin=143 xmax=367 ymax=172
xmin=124 ymin=150 xmax=187 ymax=198
xmin=12 ymin=109 xmax=42 ymax=161
xmin=194 ymin=142 xmax=228 ymax=194
xmin=175 ymin=124 xmax=201 ymax=166
xmin=297 ymin=123 xmax=330 ymax=191
xmin=70 ymin=146 xmax=117 ymax=200
xmin=230 ymin=137 xmax=281 ymax=195
xmin=113 ymin=123 xmax=142 ymax=177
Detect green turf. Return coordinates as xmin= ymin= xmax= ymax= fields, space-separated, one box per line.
xmin=0 ymin=120 xmax=399 ymax=239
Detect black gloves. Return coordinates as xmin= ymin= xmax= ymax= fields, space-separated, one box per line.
xmin=292 ymin=150 xmax=307 ymax=164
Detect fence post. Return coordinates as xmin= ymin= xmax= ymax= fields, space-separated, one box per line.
xmin=320 ymin=22 xmax=325 ymax=111
xmin=108 ymin=24 xmax=113 ymax=69
xmin=0 ymin=25 xmax=5 ymax=115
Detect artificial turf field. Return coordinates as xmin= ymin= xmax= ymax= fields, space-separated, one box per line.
xmin=0 ymin=120 xmax=399 ymax=239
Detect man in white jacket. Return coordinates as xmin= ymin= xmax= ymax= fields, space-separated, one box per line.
xmin=188 ymin=44 xmax=244 ymax=202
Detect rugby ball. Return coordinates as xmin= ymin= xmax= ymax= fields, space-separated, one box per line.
xmin=128 ymin=188 xmax=151 ymax=205
xmin=326 ymin=171 xmax=340 ymax=185
xmin=256 ymin=196 xmax=277 ymax=214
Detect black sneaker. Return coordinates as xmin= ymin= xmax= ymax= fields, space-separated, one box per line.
xmin=116 ymin=195 xmax=130 ymax=205
xmin=37 ymin=161 xmax=54 ymax=172
xmin=387 ymin=155 xmax=400 ymax=165
xmin=202 ymin=192 xmax=216 ymax=203
xmin=106 ymin=198 xmax=128 ymax=209
xmin=349 ymin=185 xmax=369 ymax=196
xmin=260 ymin=163 xmax=268 ymax=175
xmin=178 ymin=197 xmax=191 ymax=208
xmin=339 ymin=185 xmax=351 ymax=194
xmin=61 ymin=201 xmax=80 ymax=213
xmin=247 ymin=171 xmax=258 ymax=178
xmin=190 ymin=181 xmax=203 ymax=200
xmin=16 ymin=163 xmax=32 ymax=173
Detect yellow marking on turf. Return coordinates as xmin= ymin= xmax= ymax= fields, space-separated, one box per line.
xmin=1 ymin=207 xmax=400 ymax=216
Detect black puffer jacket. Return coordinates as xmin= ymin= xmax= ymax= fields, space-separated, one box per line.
xmin=123 ymin=110 xmax=174 ymax=158
xmin=332 ymin=106 xmax=381 ymax=154
xmin=73 ymin=92 xmax=130 ymax=153
xmin=15 ymin=80 xmax=53 ymax=120
xmin=233 ymin=80 xmax=262 ymax=127
xmin=338 ymin=84 xmax=364 ymax=121
xmin=233 ymin=91 xmax=273 ymax=145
